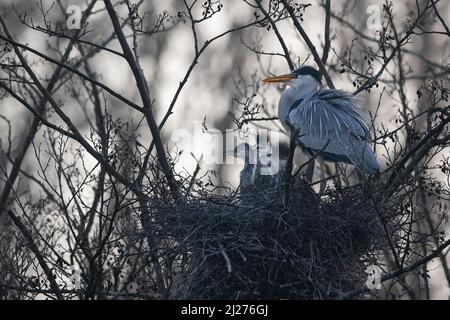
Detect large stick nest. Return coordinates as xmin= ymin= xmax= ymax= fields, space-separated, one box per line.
xmin=145 ymin=177 xmax=389 ymax=299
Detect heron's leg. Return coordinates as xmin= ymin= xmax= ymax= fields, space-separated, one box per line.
xmin=283 ymin=130 xmax=297 ymax=207
xmin=338 ymin=164 xmax=351 ymax=187
xmin=305 ymin=160 xmax=315 ymax=183
xmin=319 ymin=157 xmax=326 ymax=194
xmin=334 ymin=163 xmax=342 ymax=188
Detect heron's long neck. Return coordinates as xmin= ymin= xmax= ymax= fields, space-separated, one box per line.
xmin=278 ymin=83 xmax=321 ymax=126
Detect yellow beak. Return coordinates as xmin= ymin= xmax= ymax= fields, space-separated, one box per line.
xmin=262 ymin=73 xmax=295 ymax=83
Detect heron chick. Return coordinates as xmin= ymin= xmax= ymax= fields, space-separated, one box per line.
xmin=263 ymin=66 xmax=380 ymax=174
xmin=227 ymin=142 xmax=290 ymax=199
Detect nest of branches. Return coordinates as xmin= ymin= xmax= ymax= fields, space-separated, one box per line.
xmin=143 ymin=177 xmax=390 ymax=299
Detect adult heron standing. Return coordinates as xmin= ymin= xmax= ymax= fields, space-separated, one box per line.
xmin=262 ymin=65 xmax=380 ymax=174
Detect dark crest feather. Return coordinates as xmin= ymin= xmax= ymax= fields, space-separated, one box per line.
xmin=293 ymin=66 xmax=322 ymax=84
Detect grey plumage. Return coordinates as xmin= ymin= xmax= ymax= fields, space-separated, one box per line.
xmin=264 ymin=65 xmax=380 ymax=174
xmin=237 ymin=143 xmax=257 ymax=196
xmin=288 ymin=89 xmax=379 ymax=173
xmin=230 ymin=142 xmax=289 ymax=202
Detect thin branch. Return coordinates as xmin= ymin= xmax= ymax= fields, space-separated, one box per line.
xmin=7 ymin=210 xmax=64 ymax=300
xmin=340 ymin=237 xmax=450 ymax=299
xmin=103 ymin=0 xmax=181 ymax=201
xmin=280 ymin=0 xmax=335 ymax=89
xmin=321 ymin=0 xmax=331 ymax=65
xmin=256 ymin=0 xmax=295 ymax=70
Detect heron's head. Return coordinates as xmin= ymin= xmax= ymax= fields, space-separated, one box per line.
xmin=262 ymin=65 xmax=322 ymax=89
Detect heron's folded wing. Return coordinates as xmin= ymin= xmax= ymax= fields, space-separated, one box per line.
xmin=297 ymin=135 xmax=379 ymax=173
xmin=288 ymin=91 xmax=379 ymax=173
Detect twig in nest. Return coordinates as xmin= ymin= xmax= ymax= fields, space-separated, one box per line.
xmin=219 ymin=242 xmax=232 ymax=273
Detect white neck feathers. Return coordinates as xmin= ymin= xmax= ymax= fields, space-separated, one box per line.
xmin=278 ymin=76 xmax=321 ymax=126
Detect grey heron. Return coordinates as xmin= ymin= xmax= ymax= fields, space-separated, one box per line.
xmin=230 ymin=142 xmax=258 ymax=196
xmin=228 ymin=142 xmax=290 ymax=200
xmin=262 ymin=66 xmax=380 ymax=174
